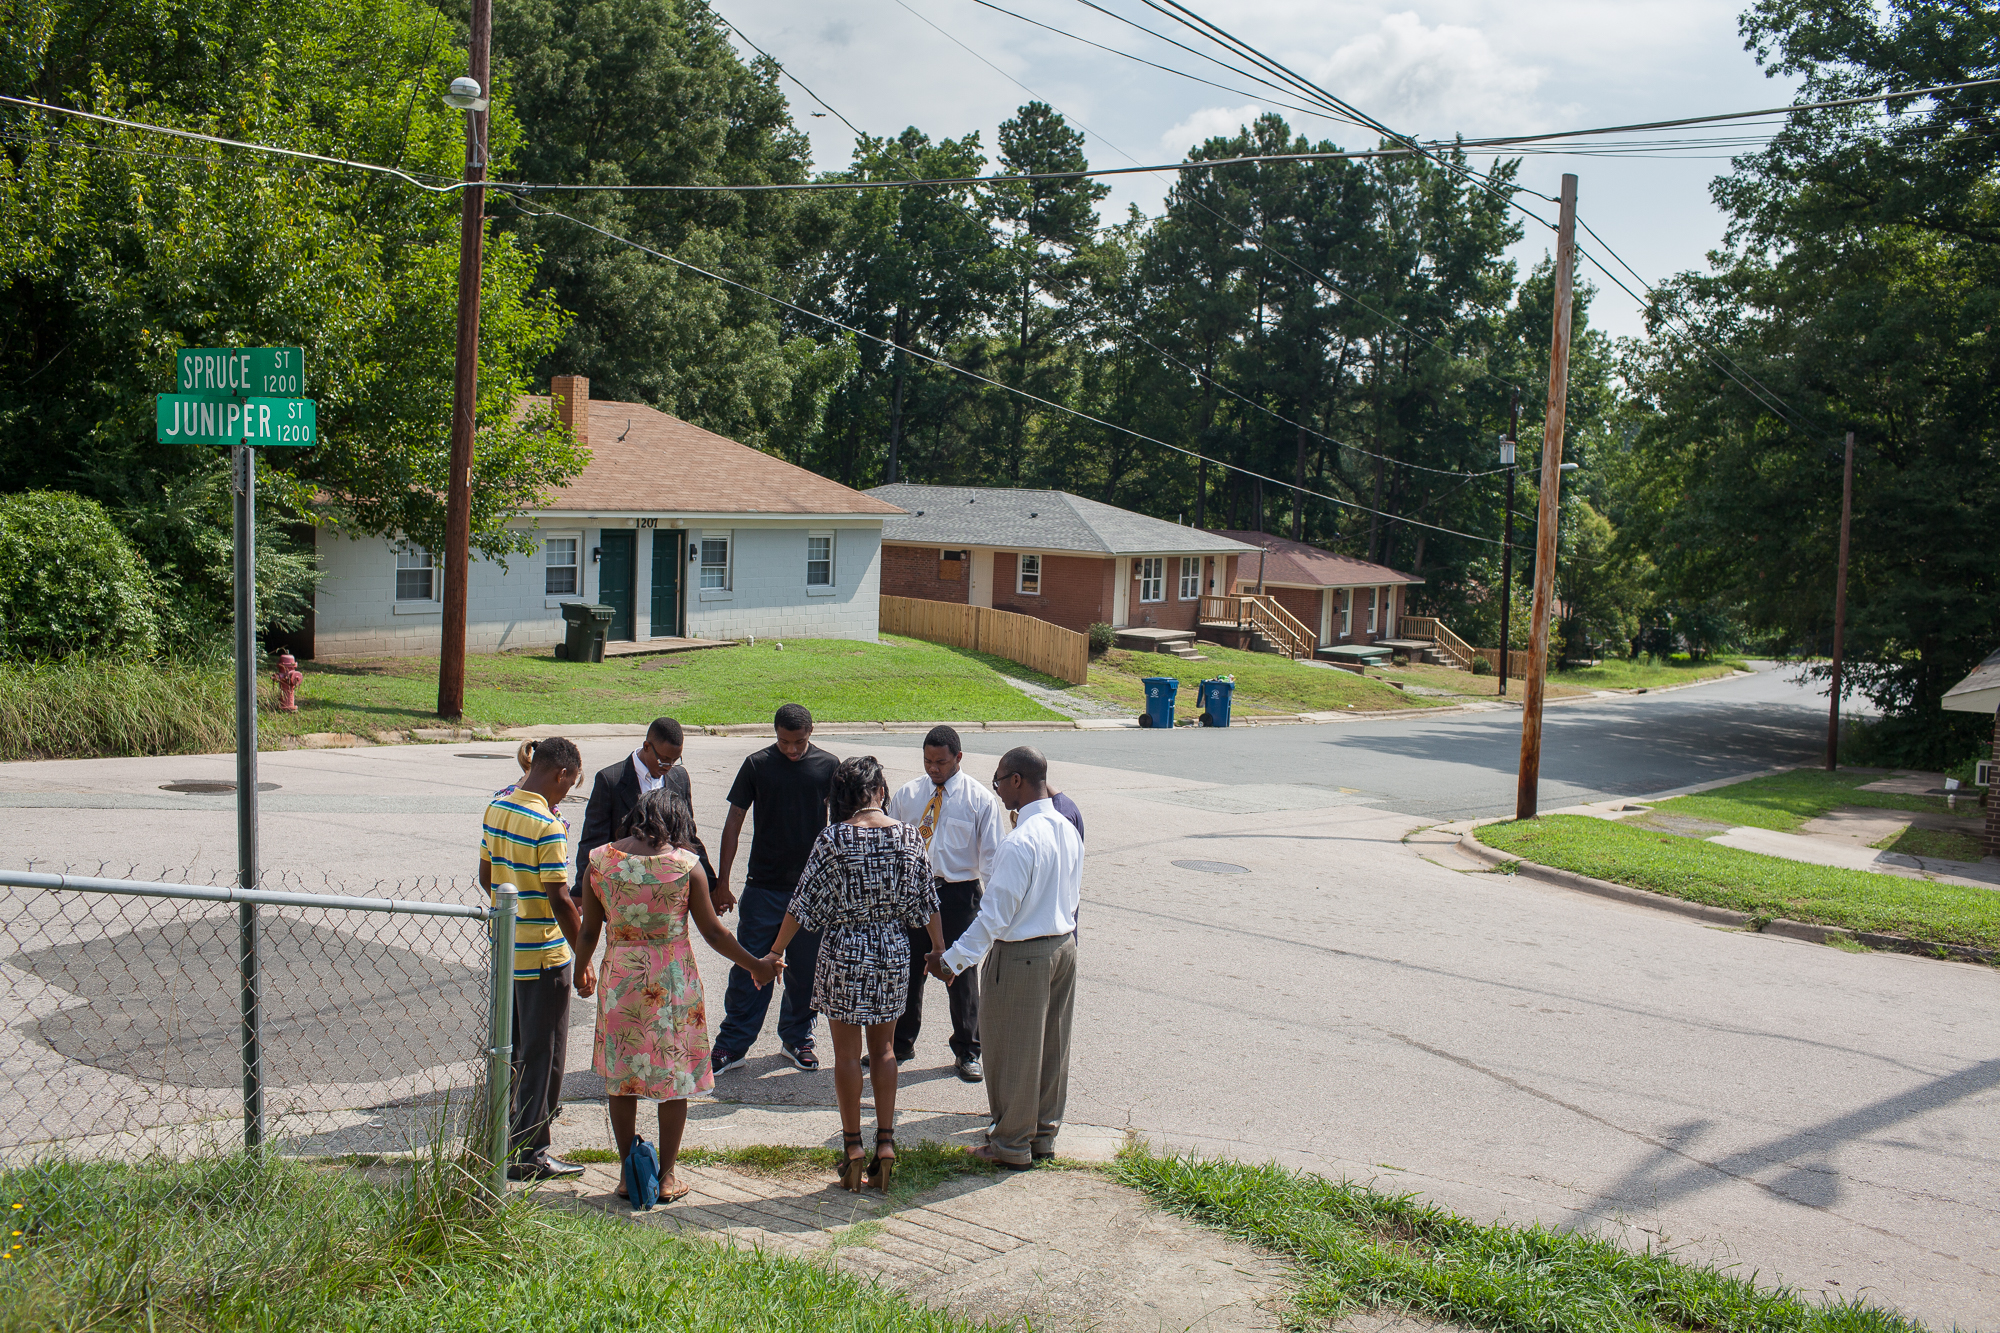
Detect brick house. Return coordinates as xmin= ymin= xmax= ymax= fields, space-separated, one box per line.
xmin=306 ymin=376 xmax=903 ymax=657
xmin=1208 ymin=531 xmax=1425 ymax=650
xmin=868 ymin=484 xmax=1256 ymax=635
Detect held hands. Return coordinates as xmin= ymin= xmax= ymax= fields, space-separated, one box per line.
xmin=711 ymin=881 xmax=737 ymax=915
xmin=925 ymin=950 xmax=955 ymax=986
xmin=575 ymin=962 xmax=597 ymax=998
xmin=747 ymin=951 xmax=785 ymax=988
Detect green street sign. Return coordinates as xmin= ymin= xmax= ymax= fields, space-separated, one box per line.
xmin=176 ymin=346 xmax=306 ymax=397
xmin=157 ymin=394 xmax=317 ymax=447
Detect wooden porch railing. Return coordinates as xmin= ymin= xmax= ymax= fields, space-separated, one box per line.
xmin=1401 ymin=616 xmax=1541 ymax=675
xmin=1200 ymin=594 xmax=1313 ymax=659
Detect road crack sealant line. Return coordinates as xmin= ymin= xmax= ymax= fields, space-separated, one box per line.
xmin=1453 ymin=831 xmax=1998 ymax=967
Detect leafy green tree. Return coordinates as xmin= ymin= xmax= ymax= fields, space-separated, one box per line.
xmin=495 ymin=0 xmax=852 ymax=453
xmin=0 ymin=0 xmax=584 ymax=641
xmin=806 ymin=128 xmax=1000 ymax=486
xmin=1622 ymin=0 xmax=2000 ymax=761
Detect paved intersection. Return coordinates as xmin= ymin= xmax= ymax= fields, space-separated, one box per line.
xmin=2 ymin=667 xmax=1995 ymax=1330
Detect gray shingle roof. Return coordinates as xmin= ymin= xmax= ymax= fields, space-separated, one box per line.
xmin=867 ymin=484 xmax=1257 ymax=557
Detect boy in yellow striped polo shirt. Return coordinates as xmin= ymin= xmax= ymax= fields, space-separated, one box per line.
xmin=479 ymin=736 xmax=584 ymax=1179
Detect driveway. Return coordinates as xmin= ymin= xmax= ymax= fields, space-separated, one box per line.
xmin=3 ymin=666 xmax=1992 ymax=1331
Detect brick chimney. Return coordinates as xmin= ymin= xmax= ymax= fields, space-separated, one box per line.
xmin=551 ymin=375 xmax=589 ymax=446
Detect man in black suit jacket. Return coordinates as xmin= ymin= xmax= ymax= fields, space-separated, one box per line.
xmin=574 ymin=717 xmax=716 ymax=889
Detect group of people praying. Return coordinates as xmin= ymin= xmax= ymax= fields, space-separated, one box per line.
xmin=477 ymin=705 xmax=1085 ymax=1201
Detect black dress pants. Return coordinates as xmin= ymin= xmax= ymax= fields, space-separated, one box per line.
xmin=895 ymin=880 xmax=982 ymax=1059
xmin=510 ymin=962 xmax=570 ymax=1162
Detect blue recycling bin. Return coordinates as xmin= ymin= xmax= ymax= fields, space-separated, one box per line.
xmin=1141 ymin=676 xmax=1179 ymax=729
xmin=1198 ymin=678 xmax=1235 ymax=727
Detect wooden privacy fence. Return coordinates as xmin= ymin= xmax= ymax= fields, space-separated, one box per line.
xmin=1475 ymin=647 xmax=1540 ymax=677
xmin=881 ymin=596 xmax=1090 ymax=685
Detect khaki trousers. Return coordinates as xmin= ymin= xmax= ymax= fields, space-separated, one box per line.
xmin=980 ymin=933 xmax=1076 ymax=1165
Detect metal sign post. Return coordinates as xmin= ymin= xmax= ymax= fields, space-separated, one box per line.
xmin=233 ymin=443 xmax=265 ymax=1150
xmin=157 ymin=345 xmax=313 ymax=1155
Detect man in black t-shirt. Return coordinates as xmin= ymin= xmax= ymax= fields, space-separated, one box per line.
xmin=711 ymin=702 xmax=839 ymax=1074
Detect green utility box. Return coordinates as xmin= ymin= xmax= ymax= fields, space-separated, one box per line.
xmin=555 ymin=602 xmax=614 ymax=663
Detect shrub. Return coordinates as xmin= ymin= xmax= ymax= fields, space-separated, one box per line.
xmin=1469 ymin=655 xmax=1494 ymax=675
xmin=1087 ymin=622 xmax=1115 ymax=657
xmin=0 ymin=491 xmax=159 ymax=659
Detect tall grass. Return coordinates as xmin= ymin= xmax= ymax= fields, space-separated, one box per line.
xmin=0 ymin=1146 xmax=985 ymax=1332
xmin=0 ymin=655 xmax=238 ymax=760
xmin=1113 ymin=1146 xmax=1927 ymax=1332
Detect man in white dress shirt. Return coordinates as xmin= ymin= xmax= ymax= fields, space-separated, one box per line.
xmin=928 ymin=745 xmax=1081 ymax=1168
xmin=884 ymin=725 xmax=1006 ymax=1083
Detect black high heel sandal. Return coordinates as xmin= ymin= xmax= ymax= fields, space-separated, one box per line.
xmin=867 ymin=1130 xmax=897 ymax=1192
xmin=838 ymin=1130 xmax=869 ymax=1192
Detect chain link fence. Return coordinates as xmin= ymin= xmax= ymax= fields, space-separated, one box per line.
xmin=0 ymin=863 xmax=515 ymax=1208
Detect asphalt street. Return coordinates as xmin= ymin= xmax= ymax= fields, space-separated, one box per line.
xmin=950 ymin=661 xmax=1849 ymax=818
xmin=4 ymin=665 xmax=1994 ymax=1331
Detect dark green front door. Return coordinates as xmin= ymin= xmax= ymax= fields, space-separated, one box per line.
xmin=650 ymin=530 xmax=684 ymax=638
xmin=598 ymin=530 xmax=636 ymax=641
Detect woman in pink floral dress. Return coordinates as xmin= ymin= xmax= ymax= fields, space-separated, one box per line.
xmin=575 ymin=788 xmax=778 ymax=1202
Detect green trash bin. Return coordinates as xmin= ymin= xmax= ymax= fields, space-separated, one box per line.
xmin=556 ymin=602 xmax=614 ymax=663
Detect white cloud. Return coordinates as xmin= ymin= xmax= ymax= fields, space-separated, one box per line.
xmin=1313 ymin=12 xmax=1548 ymax=137
xmin=1158 ymin=104 xmax=1266 ymax=157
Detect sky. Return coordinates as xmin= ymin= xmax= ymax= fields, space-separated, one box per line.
xmin=715 ymin=0 xmax=1800 ymax=342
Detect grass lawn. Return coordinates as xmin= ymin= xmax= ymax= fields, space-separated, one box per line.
xmin=1372 ymin=660 xmax=1594 ymax=701
xmin=272 ymin=635 xmax=1062 ymax=740
xmin=1476 ymin=815 xmax=2000 ymax=951
xmin=1555 ymin=656 xmax=1751 ymax=691
xmin=1 ymin=1152 xmax=985 ymax=1333
xmin=1652 ymin=768 xmax=1961 ymax=833
xmin=1113 ymin=1145 xmax=1923 ymax=1332
xmin=1075 ymin=644 xmax=1437 ymax=720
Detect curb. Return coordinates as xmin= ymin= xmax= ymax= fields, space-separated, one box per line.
xmin=1456 ymin=831 xmax=1998 ymax=966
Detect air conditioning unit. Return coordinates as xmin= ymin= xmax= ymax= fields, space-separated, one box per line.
xmin=1976 ymin=760 xmax=1994 ymax=788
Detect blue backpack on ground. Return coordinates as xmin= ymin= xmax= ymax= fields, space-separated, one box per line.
xmin=623 ymin=1134 xmax=661 ymax=1211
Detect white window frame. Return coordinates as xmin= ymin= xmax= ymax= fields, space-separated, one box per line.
xmin=1178 ymin=556 xmax=1201 ymax=601
xmin=805 ymin=529 xmax=836 ymax=595
xmin=698 ymin=530 xmax=732 ymax=599
xmin=1017 ymin=552 xmax=1042 ymax=596
xmin=1137 ymin=556 xmax=1165 ymax=603
xmin=393 ymin=543 xmax=437 ymax=611
xmin=1339 ymin=588 xmax=1352 ymax=638
xmin=542 ymin=531 xmax=582 ymax=605
xmin=1368 ymin=586 xmax=1383 ymax=634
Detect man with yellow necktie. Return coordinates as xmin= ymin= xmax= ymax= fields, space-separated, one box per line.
xmin=883 ymin=725 xmax=1007 ymax=1082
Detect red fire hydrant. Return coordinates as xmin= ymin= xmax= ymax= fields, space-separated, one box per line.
xmin=273 ymin=651 xmax=304 ymax=713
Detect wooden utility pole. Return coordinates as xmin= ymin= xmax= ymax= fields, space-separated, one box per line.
xmin=1515 ymin=173 xmax=1578 ymax=820
xmin=1826 ymin=431 xmax=1856 ymax=770
xmin=1498 ymin=387 xmax=1520 ymax=700
xmin=437 ymin=0 xmax=493 ymax=719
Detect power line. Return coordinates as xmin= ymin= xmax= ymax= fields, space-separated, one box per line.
xmin=963 ymin=0 xmax=1360 ymax=130
xmin=11 ymin=78 xmax=1992 ymax=197
xmin=709 ymin=8 xmax=870 ymax=139
xmin=889 ymin=0 xmax=1535 ymax=397
xmin=1574 ymin=212 xmax=1803 ymax=424
xmin=0 ymin=94 xmax=464 ymax=191
xmin=1123 ymin=323 xmax=1512 ymax=480
xmin=507 ymin=194 xmax=1526 ymax=550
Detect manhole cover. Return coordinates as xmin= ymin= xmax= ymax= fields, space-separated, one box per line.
xmin=1171 ymin=859 xmax=1250 ymax=875
xmin=457 ymin=752 xmax=518 ymax=759
xmin=158 ymin=781 xmax=280 ymax=794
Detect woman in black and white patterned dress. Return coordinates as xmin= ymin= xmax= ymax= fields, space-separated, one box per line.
xmin=768 ymin=755 xmax=941 ymax=1191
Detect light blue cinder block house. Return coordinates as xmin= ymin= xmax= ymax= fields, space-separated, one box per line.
xmin=307 ymin=376 xmax=904 ymax=658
